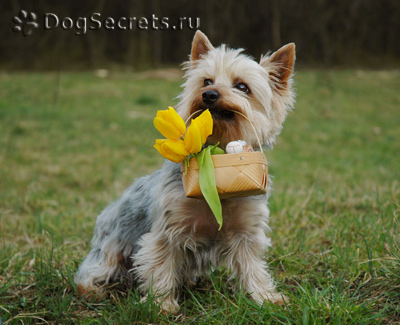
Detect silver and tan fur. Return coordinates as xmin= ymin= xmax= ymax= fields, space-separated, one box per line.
xmin=75 ymin=31 xmax=295 ymax=314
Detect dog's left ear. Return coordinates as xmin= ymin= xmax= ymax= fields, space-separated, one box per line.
xmin=260 ymin=43 xmax=296 ymax=90
xmin=191 ymin=30 xmax=214 ymax=61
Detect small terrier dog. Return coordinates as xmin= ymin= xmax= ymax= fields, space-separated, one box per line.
xmin=75 ymin=30 xmax=295 ymax=313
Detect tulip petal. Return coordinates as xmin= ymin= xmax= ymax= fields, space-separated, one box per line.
xmin=163 ymin=139 xmax=190 ymax=156
xmin=167 ymin=107 xmax=186 ymax=135
xmin=185 ymin=119 xmax=203 ymax=154
xmin=154 ymin=117 xmax=182 ymax=140
xmin=194 ymin=109 xmax=213 ymax=144
xmin=184 ymin=122 xmax=194 ymax=152
xmin=154 ymin=139 xmax=189 ymax=163
xmin=153 ymin=139 xmax=168 ymax=156
xmin=154 ymin=107 xmax=186 ymax=140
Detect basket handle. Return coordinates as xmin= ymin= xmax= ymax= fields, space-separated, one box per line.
xmin=185 ymin=110 xmax=263 ymax=151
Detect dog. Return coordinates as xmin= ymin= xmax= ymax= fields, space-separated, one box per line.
xmin=75 ymin=30 xmax=295 ymax=314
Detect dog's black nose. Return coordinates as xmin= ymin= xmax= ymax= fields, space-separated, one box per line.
xmin=202 ymin=90 xmax=220 ymax=106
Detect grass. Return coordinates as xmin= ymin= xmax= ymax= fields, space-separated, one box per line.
xmin=0 ymin=69 xmax=399 ymax=324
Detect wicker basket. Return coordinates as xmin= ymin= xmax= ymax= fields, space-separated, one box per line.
xmin=181 ymin=151 xmax=268 ymax=199
xmin=180 ymin=110 xmax=268 ymax=199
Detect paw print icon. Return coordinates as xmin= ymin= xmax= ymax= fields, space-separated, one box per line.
xmin=12 ymin=10 xmax=39 ymax=37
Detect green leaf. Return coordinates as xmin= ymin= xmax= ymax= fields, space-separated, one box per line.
xmin=204 ymin=142 xmax=225 ymax=155
xmin=211 ymin=147 xmax=225 ymax=155
xmin=196 ymin=148 xmax=223 ymax=230
xmin=197 ymin=148 xmax=206 ymax=166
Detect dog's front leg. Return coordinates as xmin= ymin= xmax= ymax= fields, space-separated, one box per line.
xmin=133 ymin=232 xmax=182 ymax=314
xmin=227 ymin=230 xmax=286 ymax=306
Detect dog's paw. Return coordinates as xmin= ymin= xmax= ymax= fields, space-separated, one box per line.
xmin=185 ymin=276 xmax=198 ymax=289
xmin=159 ymin=296 xmax=180 ymax=315
xmin=141 ymin=294 xmax=180 ymax=315
xmin=252 ymin=291 xmax=289 ymax=307
xmin=271 ymin=293 xmax=289 ymax=306
xmin=76 ymin=284 xmax=105 ymax=301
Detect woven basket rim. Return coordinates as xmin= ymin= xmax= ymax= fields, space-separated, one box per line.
xmin=181 ymin=151 xmax=267 ymax=171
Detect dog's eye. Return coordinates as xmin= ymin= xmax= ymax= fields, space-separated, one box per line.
xmin=204 ymin=79 xmax=213 ymax=86
xmin=235 ymin=82 xmax=250 ymax=94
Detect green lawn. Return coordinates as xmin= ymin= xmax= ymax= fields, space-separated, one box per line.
xmin=0 ymin=70 xmax=399 ymax=323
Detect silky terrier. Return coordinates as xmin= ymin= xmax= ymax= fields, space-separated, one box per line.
xmin=75 ymin=30 xmax=295 ymax=313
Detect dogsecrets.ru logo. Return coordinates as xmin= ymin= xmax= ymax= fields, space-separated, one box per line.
xmin=12 ymin=10 xmax=200 ymax=36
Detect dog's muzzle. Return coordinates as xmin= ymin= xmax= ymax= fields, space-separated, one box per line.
xmin=201 ymin=90 xmax=236 ymax=120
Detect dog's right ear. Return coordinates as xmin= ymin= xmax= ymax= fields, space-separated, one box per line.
xmin=191 ymin=30 xmax=214 ymax=61
xmin=260 ymin=43 xmax=296 ymax=91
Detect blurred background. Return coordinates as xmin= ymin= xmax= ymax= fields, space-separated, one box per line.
xmin=1 ymin=0 xmax=400 ymax=70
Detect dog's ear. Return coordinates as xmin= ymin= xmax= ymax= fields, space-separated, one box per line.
xmin=191 ymin=30 xmax=214 ymax=61
xmin=260 ymin=43 xmax=295 ymax=90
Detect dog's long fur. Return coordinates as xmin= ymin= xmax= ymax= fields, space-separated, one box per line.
xmin=75 ymin=31 xmax=295 ymax=313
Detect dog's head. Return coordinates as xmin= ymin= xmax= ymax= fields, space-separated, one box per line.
xmin=176 ymin=31 xmax=295 ymax=148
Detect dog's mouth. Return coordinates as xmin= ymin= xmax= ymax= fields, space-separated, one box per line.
xmin=209 ymin=107 xmax=236 ymax=121
xmin=190 ymin=100 xmax=243 ymax=124
xmin=192 ymin=105 xmax=237 ymax=121
xmin=190 ymin=105 xmax=243 ymax=147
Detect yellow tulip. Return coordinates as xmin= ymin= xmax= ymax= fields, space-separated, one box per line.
xmin=154 ymin=139 xmax=189 ymax=163
xmin=153 ymin=107 xmax=186 ymax=140
xmin=153 ymin=107 xmax=214 ymax=162
xmin=195 ymin=109 xmax=213 ymax=142
xmin=184 ymin=119 xmax=203 ymax=153
xmin=183 ymin=109 xmax=213 ymax=153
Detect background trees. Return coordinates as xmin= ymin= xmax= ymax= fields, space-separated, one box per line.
xmin=2 ymin=0 xmax=399 ymax=70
